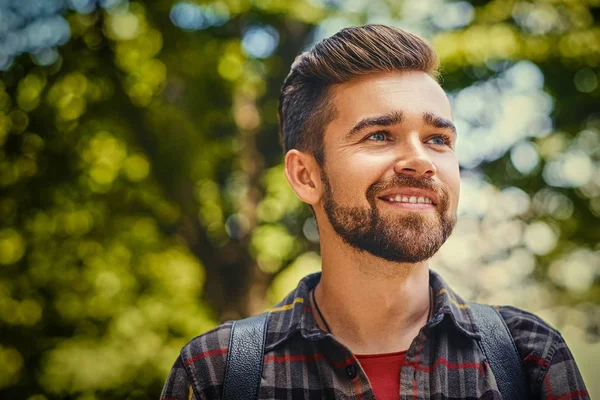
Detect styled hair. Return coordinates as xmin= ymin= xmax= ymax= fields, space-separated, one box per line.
xmin=278 ymin=24 xmax=440 ymax=165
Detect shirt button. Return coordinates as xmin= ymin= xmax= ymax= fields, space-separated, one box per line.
xmin=346 ymin=364 xmax=357 ymax=379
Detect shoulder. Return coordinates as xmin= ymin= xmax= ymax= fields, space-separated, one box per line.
xmin=181 ymin=321 xmax=234 ymax=366
xmin=496 ymin=305 xmax=585 ymax=397
xmin=497 ymin=305 xmax=562 ymax=351
xmin=161 ymin=322 xmax=234 ymax=400
xmin=497 ymin=305 xmax=561 ymax=370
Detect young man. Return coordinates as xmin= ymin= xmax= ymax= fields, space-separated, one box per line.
xmin=161 ymin=25 xmax=588 ymax=399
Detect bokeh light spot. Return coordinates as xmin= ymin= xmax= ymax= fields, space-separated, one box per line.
xmin=9 ymin=109 xmax=29 ymax=133
xmin=574 ymin=68 xmax=598 ymax=93
xmin=302 ymin=217 xmax=319 ymax=243
xmin=218 ymin=52 xmax=244 ymax=81
xmin=170 ymin=2 xmax=229 ymax=31
xmin=0 ymin=229 xmax=26 ymax=265
xmin=170 ymin=3 xmax=205 ymax=30
xmin=499 ymin=187 xmax=531 ymax=217
xmin=510 ymin=140 xmax=539 ymax=174
xmin=533 ymin=189 xmax=574 ymax=220
xmin=523 ymin=221 xmax=558 ymax=255
xmin=123 ymin=154 xmax=150 ymax=182
xmin=432 ymin=2 xmax=474 ymax=30
xmin=268 ymin=252 xmax=321 ymax=305
xmin=543 ymin=150 xmax=593 ymax=188
xmin=68 ymin=0 xmax=97 ymax=14
xmin=0 ymin=345 xmax=23 ymax=388
xmin=18 ymin=299 xmax=42 ymax=326
xmin=31 ymin=47 xmax=60 ymax=66
xmin=549 ymin=249 xmax=599 ymax=293
xmin=241 ymin=26 xmax=279 ymax=59
xmin=252 ymin=224 xmax=296 ymax=273
xmin=108 ymin=12 xmax=140 ymax=40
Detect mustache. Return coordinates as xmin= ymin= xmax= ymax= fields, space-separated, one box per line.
xmin=366 ymin=174 xmax=442 ymax=200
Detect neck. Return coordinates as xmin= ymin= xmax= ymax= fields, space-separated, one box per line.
xmin=313 ymin=233 xmax=431 ymax=355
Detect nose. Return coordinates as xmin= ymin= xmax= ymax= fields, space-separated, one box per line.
xmin=392 ymin=141 xmax=436 ymax=178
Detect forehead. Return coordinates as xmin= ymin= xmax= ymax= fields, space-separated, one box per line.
xmin=327 ymin=70 xmax=452 ymax=132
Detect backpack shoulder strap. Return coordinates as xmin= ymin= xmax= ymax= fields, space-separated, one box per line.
xmin=468 ymin=303 xmax=530 ymax=400
xmin=222 ymin=312 xmax=269 ymax=400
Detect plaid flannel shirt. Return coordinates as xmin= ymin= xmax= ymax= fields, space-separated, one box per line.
xmin=161 ymin=270 xmax=589 ymax=399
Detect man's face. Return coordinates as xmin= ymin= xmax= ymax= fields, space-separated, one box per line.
xmin=318 ymin=70 xmax=460 ymax=263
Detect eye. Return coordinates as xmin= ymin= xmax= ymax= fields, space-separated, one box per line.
xmin=366 ymin=131 xmax=388 ymax=142
xmin=427 ymin=134 xmax=451 ymax=146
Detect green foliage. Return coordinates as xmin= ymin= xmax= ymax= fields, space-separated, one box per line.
xmin=0 ymin=0 xmax=598 ymax=398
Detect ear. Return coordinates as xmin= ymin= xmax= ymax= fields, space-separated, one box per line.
xmin=284 ymin=149 xmax=322 ymax=205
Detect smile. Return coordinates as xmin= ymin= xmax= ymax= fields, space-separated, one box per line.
xmin=382 ymin=195 xmax=433 ymax=204
xmin=377 ymin=187 xmax=440 ymax=207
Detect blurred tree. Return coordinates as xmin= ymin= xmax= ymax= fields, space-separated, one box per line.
xmin=0 ymin=0 xmax=598 ymax=398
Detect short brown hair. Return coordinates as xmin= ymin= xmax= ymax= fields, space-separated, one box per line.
xmin=278 ymin=24 xmax=440 ymax=165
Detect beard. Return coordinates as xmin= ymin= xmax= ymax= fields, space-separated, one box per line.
xmin=322 ymin=173 xmax=456 ymax=263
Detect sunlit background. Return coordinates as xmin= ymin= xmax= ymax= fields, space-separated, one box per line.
xmin=0 ymin=0 xmax=598 ymax=398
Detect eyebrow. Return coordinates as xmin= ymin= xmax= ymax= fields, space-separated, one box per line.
xmin=345 ymin=110 xmax=456 ymax=140
xmin=423 ymin=112 xmax=456 ymax=135
xmin=345 ymin=111 xmax=404 ymax=140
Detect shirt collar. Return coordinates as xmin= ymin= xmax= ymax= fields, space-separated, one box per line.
xmin=265 ymin=269 xmax=480 ymax=351
xmin=428 ymin=269 xmax=481 ymax=339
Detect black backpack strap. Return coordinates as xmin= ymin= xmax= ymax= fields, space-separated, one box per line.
xmin=222 ymin=312 xmax=269 ymax=400
xmin=469 ymin=303 xmax=530 ymax=400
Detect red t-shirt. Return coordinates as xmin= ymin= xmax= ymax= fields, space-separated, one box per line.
xmin=356 ymin=350 xmax=407 ymax=400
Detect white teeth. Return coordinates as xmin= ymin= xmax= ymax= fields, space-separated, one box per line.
xmin=385 ymin=195 xmax=434 ymax=204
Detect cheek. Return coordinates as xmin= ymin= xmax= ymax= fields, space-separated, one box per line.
xmin=437 ymin=159 xmax=460 ymax=206
xmin=325 ymin=153 xmax=389 ymax=199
